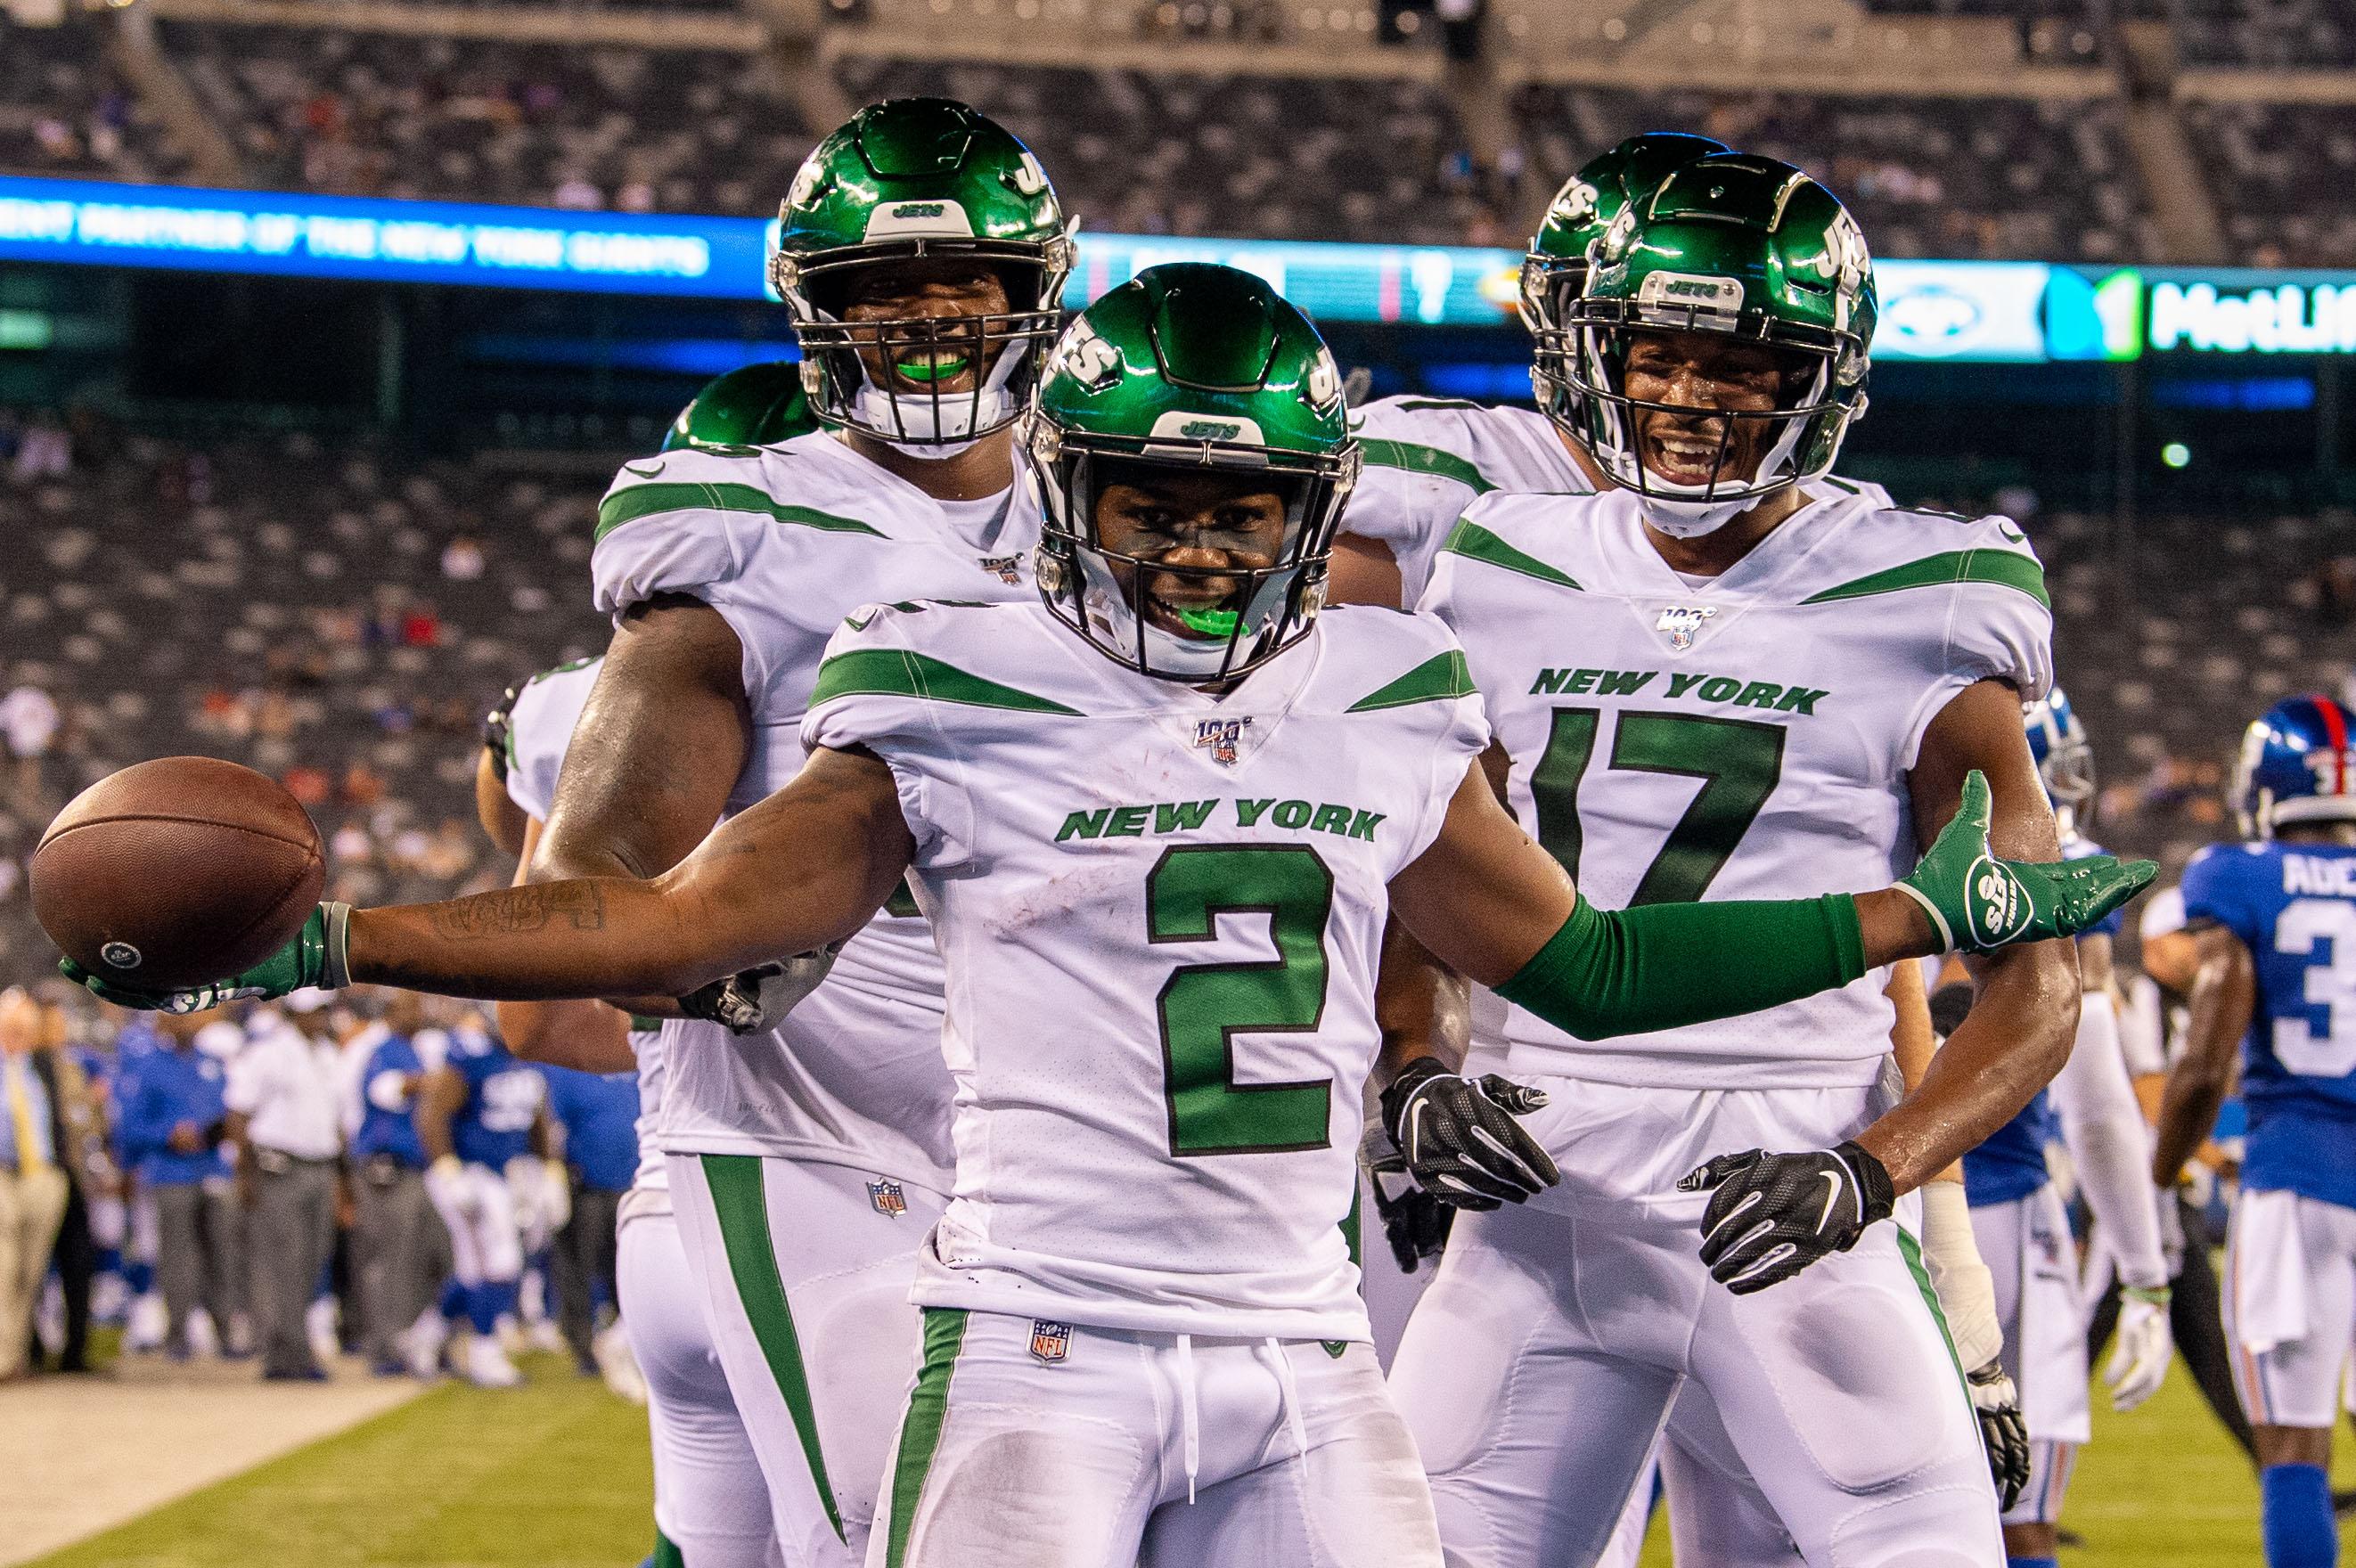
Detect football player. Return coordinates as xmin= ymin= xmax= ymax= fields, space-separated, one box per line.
xmin=415 ymin=1009 xmax=552 ymax=1388
xmin=2157 ymin=695 xmax=2356 ymax=1568
xmin=1339 ymin=135 xmax=2024 ymax=1560
xmin=532 ymin=96 xmax=1070 ymax=1567
xmin=70 ymin=264 xmax=2147 ymax=1568
xmin=1389 ymin=154 xmax=2088 ymax=1567
xmin=1942 ymin=690 xmax=2174 ymax=1567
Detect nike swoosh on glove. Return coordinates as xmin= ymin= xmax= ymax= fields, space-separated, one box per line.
xmin=1358 ymin=1121 xmax=1453 ymax=1274
xmin=1681 ymin=1140 xmax=1895 ymax=1294
xmin=1968 ymin=1360 xmax=2032 ymax=1510
xmin=679 ymin=943 xmax=844 ymax=1034
xmin=1378 ymin=1056 xmax=1561 ymax=1211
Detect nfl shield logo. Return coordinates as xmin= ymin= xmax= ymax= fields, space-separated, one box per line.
xmin=867 ymin=1179 xmax=908 ymax=1218
xmin=1193 ymin=716 xmax=1251 ymax=767
xmin=978 ymin=554 xmax=1025 ymax=585
xmin=1028 ymin=1319 xmax=1072 ymax=1364
xmin=1654 ymin=605 xmax=1716 ymax=652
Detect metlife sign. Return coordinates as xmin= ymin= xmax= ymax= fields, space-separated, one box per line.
xmin=2146 ymin=274 xmax=2356 ymax=355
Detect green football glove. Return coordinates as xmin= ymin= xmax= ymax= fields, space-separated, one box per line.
xmin=1895 ymin=772 xmax=2155 ymax=954
xmin=59 ymin=903 xmax=351 ymax=1013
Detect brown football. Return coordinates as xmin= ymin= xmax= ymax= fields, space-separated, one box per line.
xmin=32 ymin=756 xmax=325 ymax=989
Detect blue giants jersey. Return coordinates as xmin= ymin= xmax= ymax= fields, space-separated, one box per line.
xmin=2181 ymin=837 xmax=2356 ymax=1207
xmin=446 ymin=1027 xmax=545 ymax=1170
xmin=1966 ymin=838 xmax=2126 ymax=1206
xmin=541 ymin=1066 xmax=640 ymax=1195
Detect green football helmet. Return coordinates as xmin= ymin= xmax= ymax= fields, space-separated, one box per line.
xmin=770 ymin=97 xmax=1075 ymax=453
xmin=1024 ymin=263 xmax=1359 ymax=683
xmin=1542 ymin=152 xmax=1876 ymax=528
xmin=661 ymin=361 xmax=822 ymax=453
xmin=1519 ymin=132 xmax=1729 ymax=339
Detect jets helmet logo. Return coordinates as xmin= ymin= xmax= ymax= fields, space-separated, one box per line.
xmin=1965 ymin=857 xmax=2033 ymax=948
xmin=1194 ymin=717 xmax=1252 ymax=768
xmin=1028 ymin=1320 xmax=1072 ymax=1364
xmin=1654 ymin=605 xmax=1716 ymax=652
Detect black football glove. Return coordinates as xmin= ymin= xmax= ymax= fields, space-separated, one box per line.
xmin=678 ymin=944 xmax=842 ymax=1034
xmin=1967 ymin=1360 xmax=2032 ymax=1511
xmin=1358 ymin=1122 xmax=1453 ymax=1273
xmin=1378 ymin=1056 xmax=1560 ymax=1211
xmin=483 ymin=681 xmax=523 ymax=784
xmin=1680 ymin=1140 xmax=1895 ymax=1294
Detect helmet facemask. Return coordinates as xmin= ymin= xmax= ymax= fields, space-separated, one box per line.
xmin=1546 ymin=298 xmax=1864 ymax=535
xmin=1027 ymin=425 xmax=1358 ymax=684
xmin=774 ymin=237 xmax=1072 ymax=456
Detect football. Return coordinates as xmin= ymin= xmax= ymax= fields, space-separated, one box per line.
xmin=31 ymin=756 xmax=325 ymax=990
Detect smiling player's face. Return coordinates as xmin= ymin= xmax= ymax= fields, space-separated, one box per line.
xmin=839 ymin=258 xmax=1012 ymax=399
xmin=1091 ymin=469 xmax=1290 ymax=641
xmin=1620 ymin=328 xmax=1812 ymax=489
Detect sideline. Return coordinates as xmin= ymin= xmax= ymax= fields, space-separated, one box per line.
xmin=0 ymin=1358 xmax=423 ymax=1566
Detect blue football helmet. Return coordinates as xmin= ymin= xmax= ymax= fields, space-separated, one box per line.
xmin=2024 ymin=687 xmax=2095 ymax=842
xmin=2231 ymin=694 xmax=2356 ymax=839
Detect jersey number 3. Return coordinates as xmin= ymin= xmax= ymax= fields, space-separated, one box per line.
xmin=1532 ymin=707 xmax=1787 ymax=904
xmin=1149 ymin=845 xmax=1335 ymax=1157
xmin=2273 ymin=898 xmax=2356 ymax=1078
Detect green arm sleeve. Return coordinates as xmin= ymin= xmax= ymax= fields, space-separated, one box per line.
xmin=1495 ymin=893 xmax=1868 ymax=1041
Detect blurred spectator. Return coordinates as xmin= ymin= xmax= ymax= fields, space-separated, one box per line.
xmin=0 ymin=987 xmax=67 ymax=1380
xmin=337 ymin=992 xmax=437 ymax=1376
xmin=32 ymin=994 xmax=101 ymax=1373
xmin=119 ymin=1013 xmax=247 ymax=1360
xmin=0 ymin=682 xmax=58 ymax=812
xmin=225 ymin=992 xmax=347 ymax=1380
xmin=542 ymin=1063 xmax=637 ymax=1384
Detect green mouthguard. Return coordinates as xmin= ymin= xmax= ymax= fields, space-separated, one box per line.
xmin=897 ymin=355 xmax=969 ymax=384
xmin=1174 ymin=605 xmax=1240 ymax=638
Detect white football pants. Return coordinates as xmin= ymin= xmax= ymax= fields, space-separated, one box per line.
xmin=870 ymin=1308 xmax=1440 ymax=1568
xmin=1391 ymin=1076 xmax=2001 ymax=1568
xmin=619 ymin=1207 xmax=780 ymax=1568
xmin=2224 ymin=1187 xmax=2356 ymax=1429
xmin=428 ymin=1161 xmax=522 ymax=1287
xmin=1970 ymin=1182 xmax=2088 ymax=1526
xmin=669 ymin=1152 xmax=943 ymax=1568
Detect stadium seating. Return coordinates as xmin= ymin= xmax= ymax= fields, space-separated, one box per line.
xmin=2177 ymin=97 xmax=2356 ymax=267
xmin=0 ymin=15 xmax=189 ymax=185
xmin=0 ymin=433 xmax=609 ymax=974
xmin=1512 ymin=84 xmax=2156 ymax=262
xmin=160 ymin=22 xmax=808 ymax=214
xmin=834 ymin=56 xmax=1500 ymax=245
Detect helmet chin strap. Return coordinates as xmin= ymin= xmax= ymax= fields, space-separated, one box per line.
xmin=847 ymin=330 xmax=1030 ymax=459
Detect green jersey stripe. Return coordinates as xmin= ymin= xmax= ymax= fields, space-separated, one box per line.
xmin=810 ymin=648 xmax=1080 ymax=715
xmin=700 ymin=1154 xmax=844 ymax=1542
xmin=1346 ymin=649 xmax=1477 ymax=713
xmin=1799 ymin=549 xmax=2049 ymax=609
xmin=593 ymin=482 xmax=884 ymax=545
xmin=1896 ymin=1224 xmax=1968 ymax=1392
xmin=885 ymin=1308 xmax=970 ymax=1568
xmin=1357 ymin=438 xmax=1497 ymax=495
xmin=1439 ymin=519 xmax=1583 ymax=590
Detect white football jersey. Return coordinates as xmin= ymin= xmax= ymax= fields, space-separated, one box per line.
xmin=804 ymin=600 xmax=1489 ymax=1340
xmin=503 ymin=656 xmax=601 ymax=823
xmin=1422 ymin=483 xmax=2051 ymax=1090
xmin=502 ymin=653 xmax=671 ymax=1211
xmin=589 ymin=431 xmax=1040 ymax=1184
xmin=1343 ymin=396 xmax=1594 ymax=604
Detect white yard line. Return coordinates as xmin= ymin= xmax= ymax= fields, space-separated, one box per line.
xmin=0 ymin=1358 xmax=424 ymax=1565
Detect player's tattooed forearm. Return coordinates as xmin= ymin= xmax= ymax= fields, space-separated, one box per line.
xmin=428 ymin=884 xmax=608 ymax=939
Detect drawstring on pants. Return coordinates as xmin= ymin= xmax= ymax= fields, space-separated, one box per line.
xmin=1176 ymin=1333 xmax=1200 ymax=1504
xmin=1264 ymin=1337 xmax=1309 ymax=1461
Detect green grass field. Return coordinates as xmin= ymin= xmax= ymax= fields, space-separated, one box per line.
xmin=21 ymin=1352 xmax=2330 ymax=1567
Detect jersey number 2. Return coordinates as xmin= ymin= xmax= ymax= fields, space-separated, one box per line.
xmin=1531 ymin=708 xmax=1787 ymax=904
xmin=1149 ymin=845 xmax=1334 ymax=1157
xmin=2273 ymin=898 xmax=2356 ymax=1078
